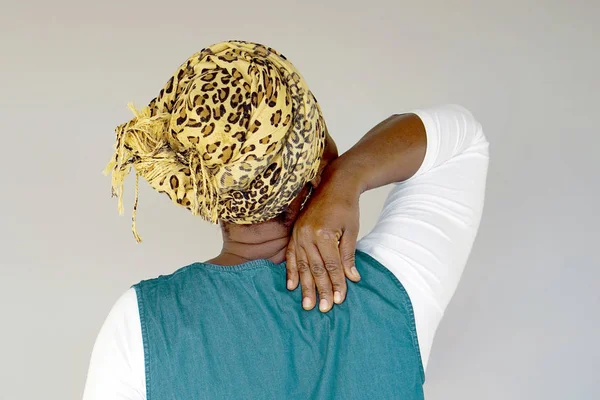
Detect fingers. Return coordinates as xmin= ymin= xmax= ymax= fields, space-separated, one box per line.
xmin=296 ymin=247 xmax=317 ymax=310
xmin=305 ymin=243 xmax=334 ymax=313
xmin=316 ymin=238 xmax=347 ymax=306
xmin=285 ymin=240 xmax=299 ymax=291
xmin=340 ymin=230 xmax=361 ymax=282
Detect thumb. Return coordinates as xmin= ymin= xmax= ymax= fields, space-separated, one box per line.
xmin=339 ymin=230 xmax=360 ymax=282
xmin=285 ymin=238 xmax=300 ymax=290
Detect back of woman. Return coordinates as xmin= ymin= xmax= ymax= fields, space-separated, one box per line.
xmin=83 ymin=40 xmax=489 ymax=400
xmin=135 ymin=250 xmax=423 ymax=399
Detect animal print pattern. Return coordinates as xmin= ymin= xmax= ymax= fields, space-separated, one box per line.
xmin=105 ymin=41 xmax=327 ymax=241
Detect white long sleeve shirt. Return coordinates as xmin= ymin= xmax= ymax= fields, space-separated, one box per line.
xmin=83 ymin=104 xmax=489 ymax=400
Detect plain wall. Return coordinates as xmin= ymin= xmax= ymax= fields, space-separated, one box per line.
xmin=1 ymin=0 xmax=598 ymax=399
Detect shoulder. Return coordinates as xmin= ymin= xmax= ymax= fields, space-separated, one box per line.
xmin=83 ymin=288 xmax=146 ymax=399
xmin=134 ymin=263 xmax=202 ymax=291
xmin=102 ymin=287 xmax=140 ymax=327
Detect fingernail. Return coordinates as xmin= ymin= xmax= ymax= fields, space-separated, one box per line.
xmin=351 ymin=266 xmax=361 ymax=279
xmin=303 ymin=297 xmax=312 ymax=309
xmin=319 ymin=299 xmax=329 ymax=312
xmin=334 ymin=291 xmax=342 ymax=304
xmin=287 ymin=279 xmax=293 ymax=290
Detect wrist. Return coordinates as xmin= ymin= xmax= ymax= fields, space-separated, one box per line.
xmin=321 ymin=156 xmax=367 ymax=196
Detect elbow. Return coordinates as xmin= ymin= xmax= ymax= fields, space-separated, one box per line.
xmin=451 ymin=104 xmax=489 ymax=149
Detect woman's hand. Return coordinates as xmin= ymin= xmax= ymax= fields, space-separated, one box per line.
xmin=286 ymin=167 xmax=362 ymax=312
xmin=285 ymin=113 xmax=427 ymax=312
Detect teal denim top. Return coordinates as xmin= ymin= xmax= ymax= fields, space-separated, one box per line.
xmin=134 ymin=250 xmax=424 ymax=399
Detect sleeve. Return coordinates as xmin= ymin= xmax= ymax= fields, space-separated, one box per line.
xmin=356 ymin=104 xmax=490 ymax=371
xmin=82 ymin=288 xmax=146 ymax=400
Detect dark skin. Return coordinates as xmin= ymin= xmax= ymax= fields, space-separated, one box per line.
xmin=207 ymin=113 xmax=427 ymax=312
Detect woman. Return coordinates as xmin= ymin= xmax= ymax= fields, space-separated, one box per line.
xmin=84 ymin=40 xmax=489 ymax=399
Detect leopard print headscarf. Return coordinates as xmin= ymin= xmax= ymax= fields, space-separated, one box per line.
xmin=104 ymin=40 xmax=327 ymax=242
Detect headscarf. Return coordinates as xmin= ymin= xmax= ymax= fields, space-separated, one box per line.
xmin=104 ymin=40 xmax=327 ymax=242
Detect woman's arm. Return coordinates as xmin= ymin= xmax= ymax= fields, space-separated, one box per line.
xmin=286 ymin=105 xmax=489 ymax=320
xmin=355 ymin=105 xmax=489 ymax=369
xmin=329 ymin=112 xmax=427 ymax=194
xmin=82 ymin=288 xmax=146 ymax=400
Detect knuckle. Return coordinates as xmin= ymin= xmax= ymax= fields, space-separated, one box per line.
xmin=315 ymin=227 xmax=337 ymax=241
xmin=298 ymin=224 xmax=338 ymax=240
xmin=301 ymin=285 xmax=313 ymax=296
xmin=299 ymin=224 xmax=315 ymax=236
xmin=342 ymin=252 xmax=356 ymax=264
xmin=297 ymin=260 xmax=310 ymax=272
xmin=324 ymin=261 xmax=340 ymax=272
xmin=331 ymin=282 xmax=345 ymax=292
xmin=314 ymin=227 xmax=327 ymax=237
xmin=310 ymin=263 xmax=326 ymax=276
xmin=318 ymin=289 xmax=330 ymax=299
xmin=285 ymin=249 xmax=295 ymax=260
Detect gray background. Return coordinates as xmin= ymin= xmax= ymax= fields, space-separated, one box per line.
xmin=1 ymin=0 xmax=598 ymax=399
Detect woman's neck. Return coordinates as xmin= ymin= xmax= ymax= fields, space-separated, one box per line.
xmin=206 ymin=220 xmax=291 ymax=266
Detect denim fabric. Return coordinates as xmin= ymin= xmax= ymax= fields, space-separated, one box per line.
xmin=134 ymin=250 xmax=424 ymax=400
